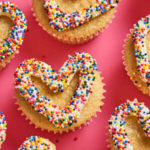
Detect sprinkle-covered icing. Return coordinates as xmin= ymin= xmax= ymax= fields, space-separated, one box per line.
xmin=14 ymin=52 xmax=97 ymax=128
xmin=133 ymin=15 xmax=150 ymax=86
xmin=43 ymin=0 xmax=121 ymax=31
xmin=0 ymin=112 xmax=7 ymax=144
xmin=0 ymin=1 xmax=27 ymax=62
xmin=18 ymin=136 xmax=53 ymax=150
xmin=109 ymin=100 xmax=150 ymax=150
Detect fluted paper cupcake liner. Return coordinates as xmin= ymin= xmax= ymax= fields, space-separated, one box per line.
xmin=32 ymin=2 xmax=117 ymax=45
xmin=122 ymin=27 xmax=150 ymax=96
xmin=0 ymin=51 xmax=18 ymax=71
xmin=15 ymin=72 xmax=106 ymax=134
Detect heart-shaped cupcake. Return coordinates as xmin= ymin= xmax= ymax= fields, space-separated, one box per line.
xmin=32 ymin=0 xmax=121 ymax=44
xmin=14 ymin=52 xmax=104 ymax=133
xmin=123 ymin=15 xmax=150 ymax=96
xmin=0 ymin=1 xmax=27 ymax=70
xmin=108 ymin=99 xmax=150 ymax=150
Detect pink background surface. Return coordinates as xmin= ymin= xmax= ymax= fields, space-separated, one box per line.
xmin=1 ymin=0 xmax=150 ymax=149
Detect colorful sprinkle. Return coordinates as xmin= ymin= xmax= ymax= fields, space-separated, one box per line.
xmin=73 ymin=137 xmax=78 ymax=141
xmin=0 ymin=112 xmax=7 ymax=144
xmin=43 ymin=0 xmax=121 ymax=31
xmin=109 ymin=99 xmax=150 ymax=150
xmin=14 ymin=52 xmax=97 ymax=128
xmin=0 ymin=1 xmax=27 ymax=62
xmin=18 ymin=136 xmax=53 ymax=150
xmin=55 ymin=140 xmax=59 ymax=143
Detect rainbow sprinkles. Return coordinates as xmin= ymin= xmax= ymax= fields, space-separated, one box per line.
xmin=109 ymin=100 xmax=150 ymax=150
xmin=14 ymin=52 xmax=97 ymax=128
xmin=43 ymin=0 xmax=121 ymax=31
xmin=133 ymin=15 xmax=150 ymax=87
xmin=0 ymin=1 xmax=27 ymax=63
xmin=0 ymin=112 xmax=7 ymax=145
xmin=18 ymin=136 xmax=53 ymax=150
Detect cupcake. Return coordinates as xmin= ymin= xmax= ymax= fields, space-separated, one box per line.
xmin=0 ymin=1 xmax=27 ymax=70
xmin=14 ymin=52 xmax=105 ymax=133
xmin=0 ymin=112 xmax=7 ymax=149
xmin=123 ymin=15 xmax=150 ymax=96
xmin=18 ymin=136 xmax=56 ymax=150
xmin=108 ymin=99 xmax=150 ymax=150
xmin=32 ymin=0 xmax=121 ymax=44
